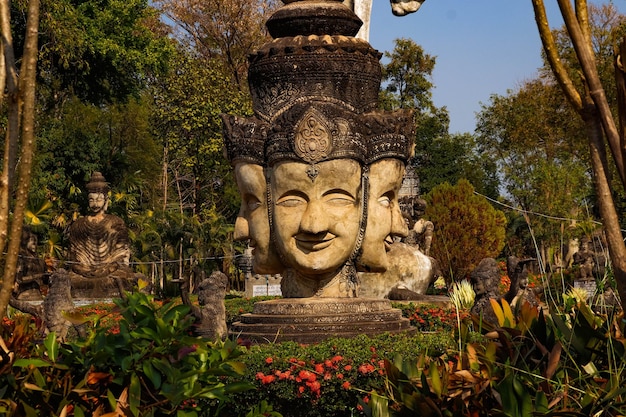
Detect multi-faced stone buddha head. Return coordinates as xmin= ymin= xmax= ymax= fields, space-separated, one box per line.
xmin=222 ymin=0 xmax=416 ymax=297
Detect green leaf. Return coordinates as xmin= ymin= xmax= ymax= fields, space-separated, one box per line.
xmin=143 ymin=361 xmax=162 ymax=389
xmin=13 ymin=358 xmax=51 ymax=368
xmin=129 ymin=373 xmax=141 ymax=416
xmin=43 ymin=333 xmax=59 ymax=362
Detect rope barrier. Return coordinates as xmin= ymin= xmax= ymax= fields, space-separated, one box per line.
xmin=473 ymin=190 xmax=626 ymax=233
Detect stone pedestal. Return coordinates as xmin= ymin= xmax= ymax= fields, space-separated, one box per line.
xmin=230 ymin=298 xmax=414 ymax=344
xmin=245 ymin=274 xmax=283 ymax=298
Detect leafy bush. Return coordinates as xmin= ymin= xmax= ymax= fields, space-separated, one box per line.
xmin=361 ymin=299 xmax=626 ymax=417
xmin=1 ymin=292 xmax=256 ymax=417
xmin=425 ymin=179 xmax=507 ymax=280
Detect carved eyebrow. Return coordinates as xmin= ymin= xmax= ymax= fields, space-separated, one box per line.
xmin=277 ymin=189 xmax=309 ymax=201
xmin=323 ymin=188 xmax=356 ymax=200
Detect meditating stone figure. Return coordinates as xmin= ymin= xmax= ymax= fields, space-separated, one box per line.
xmin=67 ymin=172 xmax=140 ymax=297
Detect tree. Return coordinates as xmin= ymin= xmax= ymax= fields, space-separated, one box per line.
xmin=155 ymin=0 xmax=278 ymax=91
xmin=531 ymin=0 xmax=626 ymax=306
xmin=425 ymin=179 xmax=507 ymax=281
xmin=0 ymin=0 xmax=40 ymax=317
xmin=381 ymin=38 xmax=499 ymax=196
xmin=27 ymin=0 xmax=174 ymax=106
xmin=476 ymin=78 xmax=594 ymax=262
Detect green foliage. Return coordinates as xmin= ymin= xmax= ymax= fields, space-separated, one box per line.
xmin=425 ymin=179 xmax=507 ymax=280
xmin=413 ymin=132 xmax=500 ymax=198
xmin=380 ymin=38 xmax=497 ymax=195
xmin=1 ymin=292 xmax=256 ymax=416
xmin=31 ymin=0 xmax=174 ymax=105
xmin=362 ymin=298 xmax=626 ymax=417
xmin=380 ymin=38 xmax=436 ymax=112
xmin=222 ymin=332 xmax=456 ymax=417
xmin=151 ymin=52 xmax=247 ymax=222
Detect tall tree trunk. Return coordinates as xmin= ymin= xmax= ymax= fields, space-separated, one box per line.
xmin=532 ymin=0 xmax=626 ymax=309
xmin=0 ymin=0 xmax=20 ymax=257
xmin=584 ymin=114 xmax=626 ymax=306
xmin=0 ymin=0 xmax=40 ymax=317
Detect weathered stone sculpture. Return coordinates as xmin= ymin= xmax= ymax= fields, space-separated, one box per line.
xmin=223 ymin=0 xmax=415 ymax=299
xmin=10 ymin=269 xmax=76 ymax=341
xmin=181 ymin=271 xmax=229 ymax=340
xmin=469 ymin=258 xmax=501 ymax=325
xmin=13 ymin=225 xmax=47 ymax=300
xmin=504 ymin=256 xmax=540 ymax=311
xmin=225 ymin=0 xmax=420 ymax=342
xmin=67 ymin=172 xmax=141 ymax=297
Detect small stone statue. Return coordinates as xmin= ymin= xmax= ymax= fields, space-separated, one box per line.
xmin=469 ymin=258 xmax=501 ymax=325
xmin=573 ymin=238 xmax=594 ymax=280
xmin=14 ymin=225 xmax=48 ymax=299
xmin=402 ymin=197 xmax=434 ymax=256
xmin=504 ymin=256 xmax=540 ymax=311
xmin=67 ymin=172 xmax=142 ymax=297
xmin=182 ymin=271 xmax=229 ymax=340
xmin=10 ymin=269 xmax=75 ymax=341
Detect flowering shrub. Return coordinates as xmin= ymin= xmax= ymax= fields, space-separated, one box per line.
xmin=221 ymin=332 xmax=456 ymax=417
xmin=394 ymin=303 xmax=470 ymax=332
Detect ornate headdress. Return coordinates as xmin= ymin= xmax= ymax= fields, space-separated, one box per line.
xmin=85 ymin=172 xmax=109 ymax=194
xmin=222 ymin=0 xmax=416 ymax=168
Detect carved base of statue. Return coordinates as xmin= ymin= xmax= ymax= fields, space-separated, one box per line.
xmin=68 ymin=268 xmax=147 ymax=299
xmin=230 ymin=297 xmax=414 ymax=344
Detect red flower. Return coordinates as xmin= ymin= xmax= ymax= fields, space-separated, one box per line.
xmin=265 ymin=357 xmax=273 ymax=364
xmin=343 ymin=365 xmax=352 ymax=371
xmin=261 ymin=375 xmax=275 ymax=384
xmin=336 ymin=373 xmax=344 ymax=379
xmin=314 ymin=363 xmax=324 ymax=374
xmin=331 ymin=355 xmax=343 ymax=363
xmin=299 ymin=370 xmax=316 ymax=382
xmin=342 ymin=381 xmax=351 ymax=390
xmin=358 ymin=364 xmax=375 ymax=374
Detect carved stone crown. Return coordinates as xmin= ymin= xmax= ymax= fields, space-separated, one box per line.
xmin=221 ymin=114 xmax=266 ymax=165
xmin=248 ymin=0 xmax=382 ymax=122
xmin=85 ymin=172 xmax=109 ymax=194
xmin=222 ymin=0 xmax=416 ymax=167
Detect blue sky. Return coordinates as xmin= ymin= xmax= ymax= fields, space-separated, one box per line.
xmin=368 ymin=0 xmax=626 ymax=134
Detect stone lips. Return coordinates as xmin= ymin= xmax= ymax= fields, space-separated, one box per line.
xmin=248 ymin=35 xmax=382 ymax=122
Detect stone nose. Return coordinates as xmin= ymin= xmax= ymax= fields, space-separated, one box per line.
xmin=390 ymin=205 xmax=408 ymax=238
xmin=233 ymin=215 xmax=250 ymax=241
xmin=299 ymin=200 xmax=328 ymax=234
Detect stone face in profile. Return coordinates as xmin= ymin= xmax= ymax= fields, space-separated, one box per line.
xmin=358 ymin=158 xmax=408 ymax=272
xmin=233 ymin=163 xmax=283 ymax=275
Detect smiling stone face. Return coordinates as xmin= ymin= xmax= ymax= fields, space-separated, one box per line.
xmin=270 ymin=159 xmax=362 ymax=277
xmin=233 ymin=163 xmax=283 ymax=274
xmin=358 ymin=158 xmax=408 ymax=272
